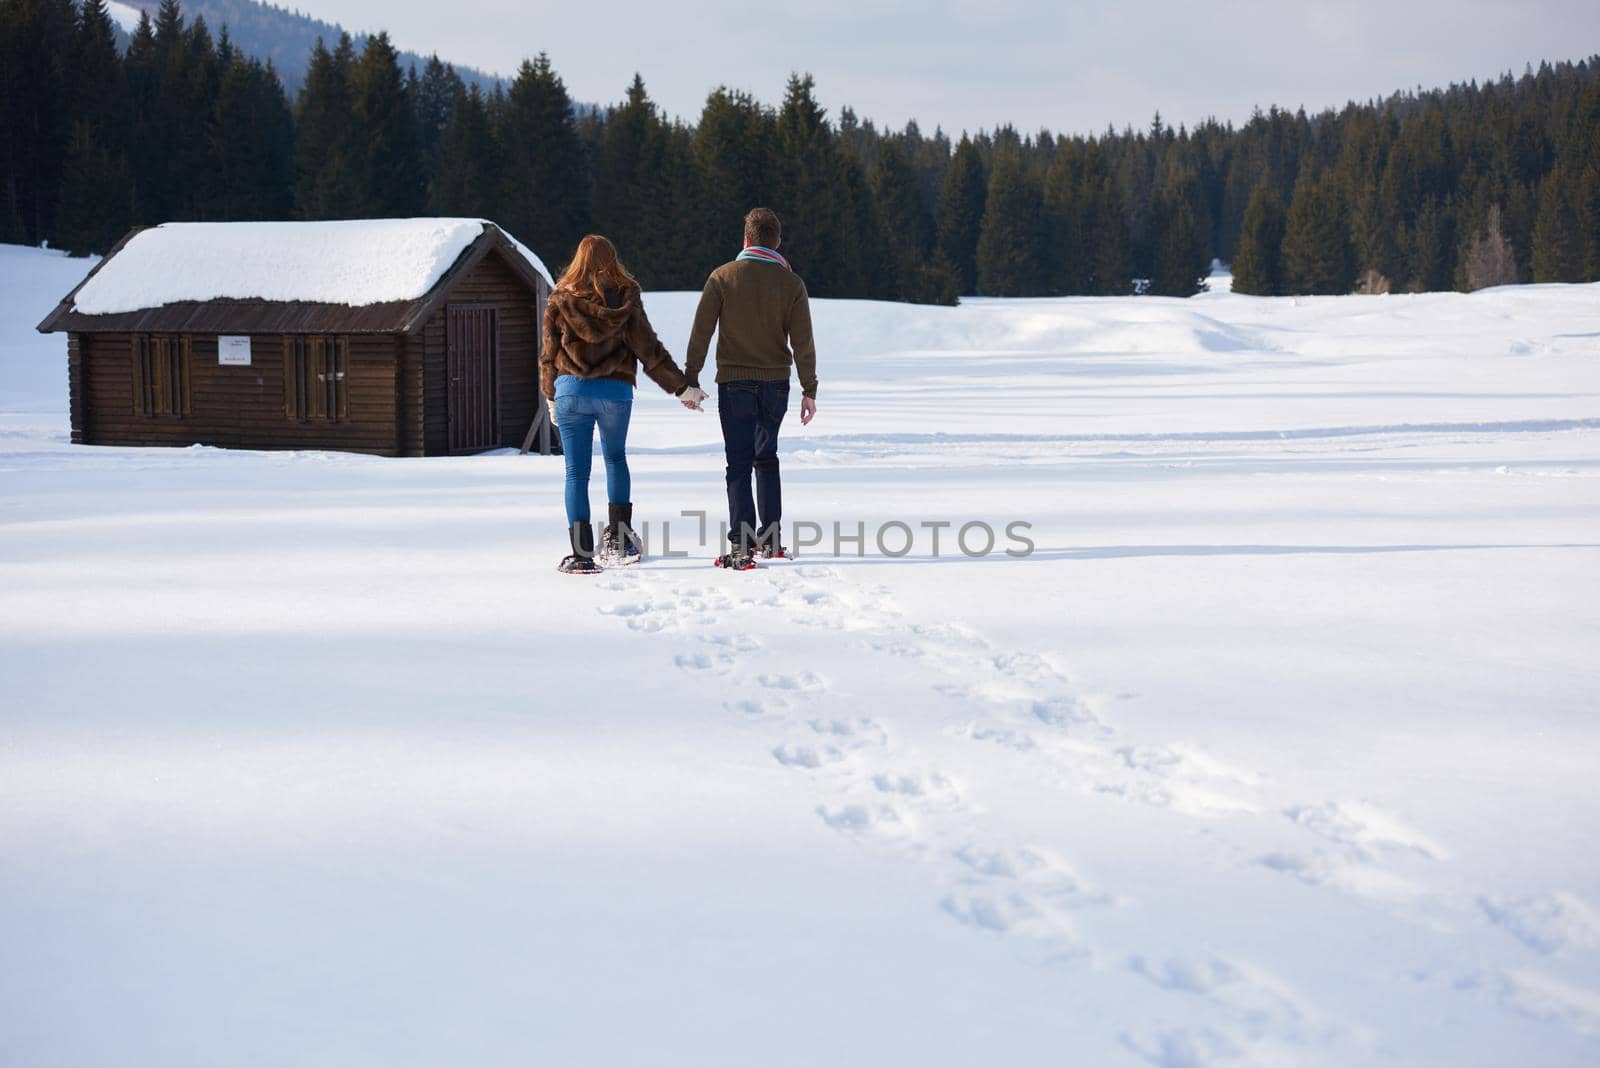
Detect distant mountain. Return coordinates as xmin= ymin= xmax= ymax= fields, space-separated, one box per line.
xmin=110 ymin=0 xmax=507 ymax=97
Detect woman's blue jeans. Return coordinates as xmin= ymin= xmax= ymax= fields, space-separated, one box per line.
xmin=556 ymin=396 xmax=633 ymax=525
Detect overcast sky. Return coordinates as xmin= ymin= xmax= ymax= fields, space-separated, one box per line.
xmin=308 ymin=0 xmax=1598 ymax=136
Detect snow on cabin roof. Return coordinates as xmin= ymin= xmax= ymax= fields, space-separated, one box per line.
xmin=68 ymin=219 xmax=553 ymax=317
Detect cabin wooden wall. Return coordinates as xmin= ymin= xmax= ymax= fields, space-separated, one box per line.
xmin=398 ymin=332 xmax=424 ymax=457
xmin=67 ymin=334 xmax=86 ymax=444
xmin=75 ymin=331 xmax=400 ymax=455
xmin=421 ymin=249 xmax=543 ymax=455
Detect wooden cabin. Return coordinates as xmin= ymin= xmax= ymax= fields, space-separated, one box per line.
xmin=36 ymin=218 xmax=557 ymax=456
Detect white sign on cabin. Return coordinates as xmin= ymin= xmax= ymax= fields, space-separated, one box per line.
xmin=218 ymin=336 xmax=252 ymax=366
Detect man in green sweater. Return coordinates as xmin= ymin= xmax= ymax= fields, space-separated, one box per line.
xmin=684 ymin=207 xmax=818 ymax=570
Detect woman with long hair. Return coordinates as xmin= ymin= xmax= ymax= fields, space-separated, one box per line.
xmin=541 ymin=235 xmax=707 ymax=574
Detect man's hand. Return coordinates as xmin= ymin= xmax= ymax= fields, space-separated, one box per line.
xmin=679 ymin=386 xmax=708 ymax=411
xmin=800 ymin=396 xmax=816 ymax=426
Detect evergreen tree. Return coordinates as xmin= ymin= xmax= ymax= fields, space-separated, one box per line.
xmin=50 ymin=0 xmax=132 ymax=250
xmin=772 ymin=74 xmax=852 ymax=294
xmin=937 ymin=136 xmax=986 ymax=294
xmin=294 ymin=34 xmax=359 ymax=218
xmin=121 ymin=11 xmax=159 ymax=223
xmin=834 ymin=147 xmax=897 ymax=299
xmin=1339 ymin=110 xmax=1398 ymax=283
xmin=693 ymin=87 xmax=775 ymax=262
xmin=500 ymin=53 xmax=589 ymax=260
xmin=592 ymin=75 xmax=672 ymax=285
xmin=348 ymin=33 xmax=422 ymax=217
xmin=657 ymin=122 xmax=715 ymax=289
xmin=54 ymin=120 xmax=131 ymax=254
xmin=975 ymin=145 xmax=1045 ymax=296
xmin=1578 ymin=79 xmax=1600 ymax=281
xmin=1282 ymin=169 xmax=1353 ymax=294
xmin=430 ymin=85 xmax=499 ymax=218
xmin=1404 ymin=194 xmax=1455 ymax=292
xmin=1531 ymin=166 xmax=1585 ymax=282
xmin=210 ymin=53 xmax=294 ymax=220
xmin=1231 ymin=180 xmax=1286 ymax=295
xmin=873 ymin=139 xmax=950 ymax=302
xmin=0 ymin=0 xmax=79 ymax=243
xmin=1080 ymin=145 xmax=1132 ymax=295
xmin=415 ymin=55 xmax=465 ymax=187
xmin=1147 ymin=173 xmax=1207 ymax=296
xmin=1042 ymin=140 xmax=1086 ymax=293
xmin=143 ymin=6 xmax=222 ymax=220
xmin=74 ymin=0 xmax=125 ymax=147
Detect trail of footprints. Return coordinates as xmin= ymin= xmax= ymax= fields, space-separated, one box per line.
xmin=600 ymin=563 xmax=1119 ymax=964
xmin=595 ymin=562 xmax=1599 ymax=1058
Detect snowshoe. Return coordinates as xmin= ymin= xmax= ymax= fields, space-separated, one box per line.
xmin=714 ymin=550 xmax=758 ymax=571
xmin=559 ymin=554 xmax=602 ymax=575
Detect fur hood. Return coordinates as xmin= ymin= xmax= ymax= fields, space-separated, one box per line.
xmin=540 ymin=282 xmax=688 ymax=400
xmin=546 ymin=284 xmax=639 ymax=346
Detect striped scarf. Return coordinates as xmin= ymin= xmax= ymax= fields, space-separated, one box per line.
xmin=736 ymin=245 xmax=791 ymax=270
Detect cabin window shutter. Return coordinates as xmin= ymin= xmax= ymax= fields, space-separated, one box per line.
xmin=176 ymin=336 xmax=191 ymax=418
xmin=318 ymin=336 xmax=333 ymax=421
xmin=282 ymin=336 xmax=347 ymax=423
xmin=334 ymin=337 xmax=349 ymax=421
xmin=133 ymin=335 xmax=151 ymax=416
xmin=149 ymin=336 xmax=166 ymax=415
xmin=283 ymin=337 xmax=296 ymax=419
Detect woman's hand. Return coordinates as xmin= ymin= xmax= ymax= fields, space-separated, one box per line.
xmin=679 ymin=386 xmax=708 ymax=411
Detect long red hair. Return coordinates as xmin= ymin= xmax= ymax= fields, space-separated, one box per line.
xmin=555 ymin=234 xmax=638 ymax=298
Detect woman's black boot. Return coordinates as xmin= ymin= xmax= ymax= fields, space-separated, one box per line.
xmin=601 ymin=503 xmax=642 ymax=565
xmin=559 ymin=522 xmax=602 ymax=574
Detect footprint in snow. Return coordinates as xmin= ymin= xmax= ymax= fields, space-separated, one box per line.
xmin=809 ymin=716 xmax=887 ymax=748
xmin=816 ymin=802 xmax=909 ymax=836
xmin=758 ymin=670 xmax=824 ymax=693
xmin=1122 ymin=952 xmax=1347 ymax=1063
xmin=1283 ymin=799 xmax=1444 ymax=861
xmin=674 ymin=650 xmax=733 ymax=674
xmin=1478 ymin=891 xmax=1600 ymax=955
xmin=773 ymin=743 xmax=845 ymax=769
xmin=872 ymin=770 xmax=962 ymax=809
xmin=959 ymin=722 xmax=1039 ymax=752
xmin=697 ymin=631 xmax=762 ymax=653
xmin=951 ymin=844 xmax=1115 ymax=911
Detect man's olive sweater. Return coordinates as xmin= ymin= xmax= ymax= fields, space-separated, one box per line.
xmin=684 ymin=259 xmax=818 ymax=398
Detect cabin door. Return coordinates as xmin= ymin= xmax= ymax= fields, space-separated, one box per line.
xmin=446 ymin=304 xmax=499 ymax=453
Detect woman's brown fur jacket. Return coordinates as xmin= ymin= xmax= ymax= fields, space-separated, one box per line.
xmin=540 ymin=282 xmax=689 ymax=401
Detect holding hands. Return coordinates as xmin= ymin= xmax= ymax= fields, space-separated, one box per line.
xmin=679 ymin=386 xmax=709 ymax=412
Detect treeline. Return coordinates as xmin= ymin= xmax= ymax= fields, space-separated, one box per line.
xmin=3 ymin=0 xmax=1598 ymax=302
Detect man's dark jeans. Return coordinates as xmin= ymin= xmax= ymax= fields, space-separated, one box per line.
xmin=718 ymin=380 xmax=789 ymax=550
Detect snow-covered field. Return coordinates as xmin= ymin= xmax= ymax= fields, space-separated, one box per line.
xmin=3 ymin=243 xmax=1598 ymax=1066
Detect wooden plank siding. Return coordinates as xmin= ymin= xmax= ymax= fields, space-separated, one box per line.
xmin=76 ymin=332 xmax=400 ymax=454
xmin=422 ymin=248 xmax=542 ymax=453
xmin=67 ymin=334 xmax=87 ymax=443
xmin=398 ymin=332 xmax=425 ymax=457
